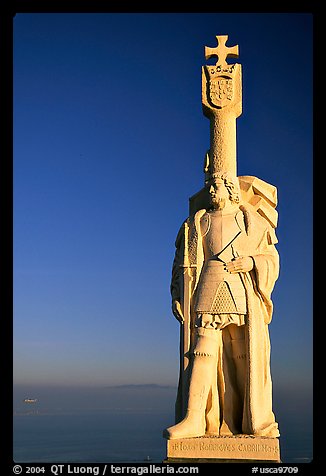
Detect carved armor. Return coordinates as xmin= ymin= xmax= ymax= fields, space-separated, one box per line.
xmin=194 ymin=261 xmax=247 ymax=314
xmin=194 ymin=209 xmax=247 ymax=315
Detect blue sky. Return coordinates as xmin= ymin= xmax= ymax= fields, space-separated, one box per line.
xmin=13 ymin=11 xmax=312 ymax=409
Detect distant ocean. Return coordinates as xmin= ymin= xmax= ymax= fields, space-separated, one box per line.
xmin=13 ymin=410 xmax=312 ymax=464
xmin=13 ymin=412 xmax=171 ymax=463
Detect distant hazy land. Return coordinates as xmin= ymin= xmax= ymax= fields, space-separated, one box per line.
xmin=13 ymin=383 xmax=177 ymax=416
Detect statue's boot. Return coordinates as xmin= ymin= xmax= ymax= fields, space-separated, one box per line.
xmin=164 ymin=328 xmax=219 ymax=440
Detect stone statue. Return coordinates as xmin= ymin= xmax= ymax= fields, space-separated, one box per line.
xmin=163 ymin=36 xmax=280 ymax=460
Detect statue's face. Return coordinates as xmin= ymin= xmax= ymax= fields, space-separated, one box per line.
xmin=208 ymin=179 xmax=230 ymax=210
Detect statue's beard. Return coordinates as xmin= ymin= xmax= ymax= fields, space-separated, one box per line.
xmin=210 ymin=197 xmax=227 ymax=210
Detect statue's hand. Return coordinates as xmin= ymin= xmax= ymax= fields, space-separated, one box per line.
xmin=225 ymin=256 xmax=254 ymax=274
xmin=172 ymin=300 xmax=184 ymax=324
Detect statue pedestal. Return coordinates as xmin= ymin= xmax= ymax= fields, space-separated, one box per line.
xmin=165 ymin=435 xmax=280 ymax=463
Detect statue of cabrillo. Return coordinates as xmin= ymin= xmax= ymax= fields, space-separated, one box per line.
xmin=164 ymin=36 xmax=280 ymax=443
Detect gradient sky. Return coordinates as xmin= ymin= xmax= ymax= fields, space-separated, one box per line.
xmin=13 ymin=12 xmax=312 ymax=408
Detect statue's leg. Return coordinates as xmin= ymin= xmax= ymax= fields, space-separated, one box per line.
xmin=228 ymin=324 xmax=246 ymax=403
xmin=164 ymin=326 xmax=220 ymax=440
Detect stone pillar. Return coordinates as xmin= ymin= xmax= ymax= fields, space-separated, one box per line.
xmin=201 ymin=35 xmax=242 ymax=179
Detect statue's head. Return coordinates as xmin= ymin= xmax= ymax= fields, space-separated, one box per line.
xmin=207 ymin=172 xmax=240 ymax=210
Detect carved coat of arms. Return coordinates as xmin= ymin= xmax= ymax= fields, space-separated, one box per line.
xmin=209 ymin=76 xmax=233 ymax=108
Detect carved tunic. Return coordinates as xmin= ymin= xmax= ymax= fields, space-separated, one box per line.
xmin=194 ymin=209 xmax=247 ymax=321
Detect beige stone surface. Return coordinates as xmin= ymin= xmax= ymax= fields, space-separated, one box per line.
xmin=202 ymin=35 xmax=242 ymax=178
xmin=166 ymin=435 xmax=280 ymax=462
xmin=163 ymin=35 xmax=280 ymax=458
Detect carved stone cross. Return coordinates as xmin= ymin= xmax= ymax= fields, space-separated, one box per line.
xmin=205 ymin=35 xmax=239 ymax=67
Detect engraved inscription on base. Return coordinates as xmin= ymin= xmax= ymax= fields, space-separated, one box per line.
xmin=167 ymin=436 xmax=280 ymax=461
